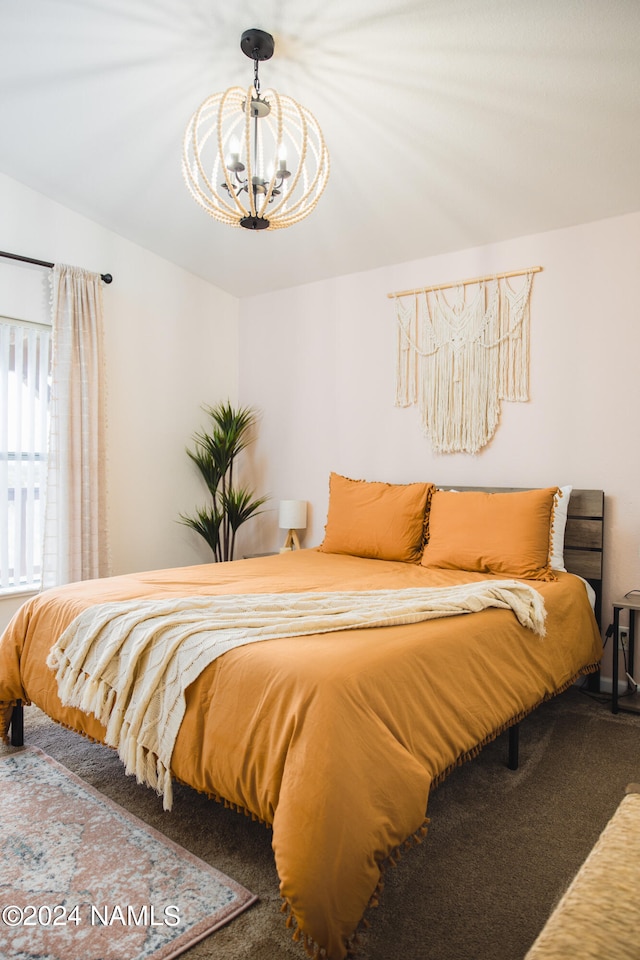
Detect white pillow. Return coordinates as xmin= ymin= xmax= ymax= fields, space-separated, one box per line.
xmin=550 ymin=485 xmax=572 ymax=571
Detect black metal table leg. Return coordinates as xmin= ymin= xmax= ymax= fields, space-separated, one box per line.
xmin=612 ymin=607 xmax=620 ymax=714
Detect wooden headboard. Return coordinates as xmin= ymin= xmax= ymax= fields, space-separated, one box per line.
xmin=438 ymin=487 xmax=605 ymax=625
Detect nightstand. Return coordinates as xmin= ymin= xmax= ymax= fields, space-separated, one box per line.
xmin=611 ymin=596 xmax=640 ymax=714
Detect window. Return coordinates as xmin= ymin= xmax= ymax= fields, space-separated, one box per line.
xmin=0 ymin=316 xmax=51 ymax=592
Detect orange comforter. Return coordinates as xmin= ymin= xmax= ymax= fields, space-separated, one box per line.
xmin=0 ymin=550 xmax=602 ymax=958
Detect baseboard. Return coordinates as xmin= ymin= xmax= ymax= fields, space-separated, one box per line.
xmin=597 ymin=676 xmax=635 ymax=696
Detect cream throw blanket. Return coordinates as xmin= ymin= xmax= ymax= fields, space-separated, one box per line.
xmin=46 ymin=581 xmax=546 ymax=809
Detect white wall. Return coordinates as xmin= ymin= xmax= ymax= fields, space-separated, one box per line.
xmin=0 ymin=172 xmax=239 ymax=630
xmin=2 ymin=170 xmax=637 ymax=682
xmin=238 ymin=210 xmax=640 ymax=680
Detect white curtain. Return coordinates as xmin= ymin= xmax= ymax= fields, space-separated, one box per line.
xmin=42 ymin=264 xmax=110 ymax=588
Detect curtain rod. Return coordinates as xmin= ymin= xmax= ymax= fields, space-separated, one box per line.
xmin=0 ymin=249 xmax=113 ymax=284
xmin=387 ymin=265 xmax=542 ymax=300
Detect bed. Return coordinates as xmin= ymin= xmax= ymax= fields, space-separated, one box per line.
xmin=0 ymin=479 xmax=604 ymax=959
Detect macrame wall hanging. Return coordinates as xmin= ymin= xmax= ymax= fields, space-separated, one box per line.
xmin=389 ymin=266 xmax=542 ymax=454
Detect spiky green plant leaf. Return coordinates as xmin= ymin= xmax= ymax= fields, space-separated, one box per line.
xmin=182 ymin=401 xmax=269 ymax=561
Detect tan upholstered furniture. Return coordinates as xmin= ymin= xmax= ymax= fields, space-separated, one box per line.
xmin=526 ymin=785 xmax=640 ymax=960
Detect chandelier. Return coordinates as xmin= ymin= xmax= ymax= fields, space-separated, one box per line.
xmin=183 ymin=28 xmax=330 ymax=231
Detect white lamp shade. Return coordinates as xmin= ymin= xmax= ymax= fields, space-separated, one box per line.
xmin=279 ymin=500 xmax=307 ymax=530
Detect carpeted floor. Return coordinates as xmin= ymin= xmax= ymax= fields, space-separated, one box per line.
xmin=2 ymin=684 xmax=639 ymax=960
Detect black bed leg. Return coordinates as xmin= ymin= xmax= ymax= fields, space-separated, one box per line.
xmin=10 ymin=700 xmax=24 ymax=747
xmin=508 ymin=724 xmax=519 ymax=770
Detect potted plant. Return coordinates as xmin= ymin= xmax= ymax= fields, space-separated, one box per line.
xmin=180 ymin=401 xmax=269 ymax=561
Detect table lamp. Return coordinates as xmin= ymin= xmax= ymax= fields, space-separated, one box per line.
xmin=279 ymin=500 xmax=307 ymax=551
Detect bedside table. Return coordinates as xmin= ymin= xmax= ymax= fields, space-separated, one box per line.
xmin=612 ymin=596 xmax=640 ymax=714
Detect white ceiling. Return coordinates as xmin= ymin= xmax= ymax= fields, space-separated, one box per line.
xmin=1 ymin=0 xmax=639 ymax=299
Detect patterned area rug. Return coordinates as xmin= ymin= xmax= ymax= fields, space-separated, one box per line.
xmin=0 ymin=746 xmax=257 ymax=960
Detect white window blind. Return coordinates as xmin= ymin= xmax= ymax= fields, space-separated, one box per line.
xmin=0 ymin=316 xmax=51 ymax=591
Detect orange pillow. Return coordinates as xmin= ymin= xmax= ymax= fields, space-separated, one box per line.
xmin=319 ymin=473 xmax=434 ymax=562
xmin=421 ymin=487 xmax=558 ymax=580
